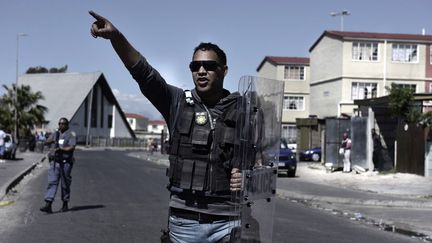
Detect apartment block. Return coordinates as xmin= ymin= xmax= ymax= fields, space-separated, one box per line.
xmin=309 ymin=31 xmax=432 ymax=118
xmin=257 ymin=56 xmax=310 ymax=142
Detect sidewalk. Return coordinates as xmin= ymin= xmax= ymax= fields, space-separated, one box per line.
xmin=0 ymin=151 xmax=46 ymax=201
xmin=279 ymin=162 xmax=432 ymax=239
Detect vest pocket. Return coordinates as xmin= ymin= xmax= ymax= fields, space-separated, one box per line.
xmin=192 ymin=160 xmax=208 ymax=191
xmin=191 ymin=126 xmax=211 ymax=146
xmin=178 ymin=110 xmax=194 ymax=135
xmin=179 ymin=159 xmax=194 ymax=189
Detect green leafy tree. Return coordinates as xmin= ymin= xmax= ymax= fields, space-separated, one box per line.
xmin=385 ymin=83 xmax=414 ymax=120
xmin=384 ymin=83 xmax=426 ymax=124
xmin=0 ymin=84 xmax=47 ymax=138
xmin=25 ymin=66 xmax=48 ymax=73
xmin=26 ymin=65 xmax=67 ymax=74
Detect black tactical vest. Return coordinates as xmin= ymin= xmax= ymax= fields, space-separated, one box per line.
xmin=167 ymin=91 xmax=239 ymax=194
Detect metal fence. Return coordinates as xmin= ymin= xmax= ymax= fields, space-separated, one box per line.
xmin=87 ymin=136 xmax=147 ymax=148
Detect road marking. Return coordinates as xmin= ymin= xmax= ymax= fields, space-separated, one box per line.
xmin=0 ymin=200 xmax=14 ymax=207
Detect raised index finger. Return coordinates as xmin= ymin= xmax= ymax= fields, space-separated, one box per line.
xmin=89 ymin=10 xmax=105 ymax=21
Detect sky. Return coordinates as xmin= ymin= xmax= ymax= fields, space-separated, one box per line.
xmin=1 ymin=0 xmax=431 ymax=119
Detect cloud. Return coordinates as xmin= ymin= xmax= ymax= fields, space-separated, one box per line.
xmin=112 ymin=89 xmax=163 ymax=120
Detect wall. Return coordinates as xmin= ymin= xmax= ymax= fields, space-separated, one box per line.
xmin=310 ymin=36 xmax=343 ymax=83
xmin=113 ymin=106 xmax=132 ymax=137
xmin=310 ymin=79 xmax=343 ymax=117
xmin=257 ymin=62 xmax=277 ymax=80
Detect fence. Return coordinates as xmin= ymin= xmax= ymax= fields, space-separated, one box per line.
xmin=87 ymin=136 xmax=148 ymax=148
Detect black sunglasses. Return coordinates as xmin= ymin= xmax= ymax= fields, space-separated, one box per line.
xmin=189 ymin=60 xmax=221 ymax=72
xmin=58 ymin=122 xmax=68 ymax=125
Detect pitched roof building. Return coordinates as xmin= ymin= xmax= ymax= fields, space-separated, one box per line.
xmin=19 ymin=72 xmax=135 ymax=143
xmin=257 ymin=56 xmax=310 ymax=143
xmin=309 ymin=30 xmax=432 ymax=118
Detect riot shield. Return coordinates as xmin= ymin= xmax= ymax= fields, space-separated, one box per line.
xmin=231 ymin=76 xmax=284 ymax=242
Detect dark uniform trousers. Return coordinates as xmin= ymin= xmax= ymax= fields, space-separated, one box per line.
xmin=44 ymin=160 xmax=73 ymax=202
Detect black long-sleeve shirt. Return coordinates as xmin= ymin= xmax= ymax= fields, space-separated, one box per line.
xmin=128 ymin=55 xmax=239 ymax=216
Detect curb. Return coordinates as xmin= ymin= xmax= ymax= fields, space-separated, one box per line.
xmin=277 ymin=189 xmax=432 ymax=209
xmin=0 ymin=155 xmax=47 ymax=201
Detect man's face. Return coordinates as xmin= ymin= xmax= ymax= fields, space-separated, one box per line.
xmin=190 ymin=49 xmax=227 ymax=96
xmin=58 ymin=119 xmax=69 ymax=132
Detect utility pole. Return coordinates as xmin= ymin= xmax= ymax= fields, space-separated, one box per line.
xmin=330 ymin=10 xmax=351 ymax=31
xmin=14 ymin=33 xmax=28 ymax=142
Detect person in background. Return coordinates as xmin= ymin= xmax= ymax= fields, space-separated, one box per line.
xmin=40 ymin=117 xmax=76 ymax=213
xmin=371 ymin=128 xmax=383 ymax=171
xmin=340 ymin=132 xmax=352 ymax=173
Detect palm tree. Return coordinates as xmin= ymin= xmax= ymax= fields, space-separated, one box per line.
xmin=0 ymin=84 xmax=47 ymax=139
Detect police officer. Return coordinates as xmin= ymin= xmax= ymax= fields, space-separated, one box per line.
xmin=40 ymin=117 xmax=76 ymax=213
xmin=90 ymin=11 xmax=242 ymax=242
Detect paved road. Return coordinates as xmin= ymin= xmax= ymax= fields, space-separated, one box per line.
xmin=1 ymin=150 xmax=169 ymax=243
xmin=0 ymin=151 xmax=421 ymax=242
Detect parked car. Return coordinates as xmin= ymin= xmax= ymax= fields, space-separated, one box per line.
xmin=299 ymin=147 xmax=321 ymax=162
xmin=278 ymin=139 xmax=297 ymax=177
xmin=4 ymin=133 xmax=17 ymax=160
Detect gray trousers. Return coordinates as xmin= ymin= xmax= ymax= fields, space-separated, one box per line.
xmin=44 ymin=161 xmax=73 ymax=202
xmin=343 ymin=150 xmax=351 ymax=172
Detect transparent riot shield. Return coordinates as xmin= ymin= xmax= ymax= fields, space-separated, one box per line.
xmin=230 ymin=76 xmax=284 ymax=243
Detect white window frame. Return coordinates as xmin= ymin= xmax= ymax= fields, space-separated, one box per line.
xmin=351 ymin=82 xmax=378 ymax=100
xmin=392 ymin=43 xmax=418 ymax=63
xmin=284 ymin=65 xmax=305 ymax=80
xmin=394 ymin=83 xmax=417 ymax=93
xmin=352 ymin=42 xmax=379 ymax=62
xmin=283 ymin=95 xmax=305 ymax=111
xmin=430 ymin=45 xmax=432 ymax=64
xmin=282 ymin=125 xmax=297 ymax=143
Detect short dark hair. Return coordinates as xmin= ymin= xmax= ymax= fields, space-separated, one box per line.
xmin=59 ymin=117 xmax=69 ymax=125
xmin=193 ymin=42 xmax=227 ymax=66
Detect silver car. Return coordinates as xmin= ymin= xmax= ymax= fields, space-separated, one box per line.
xmin=4 ymin=134 xmax=17 ymax=160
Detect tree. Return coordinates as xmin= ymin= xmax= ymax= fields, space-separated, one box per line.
xmin=0 ymin=84 xmax=47 ymax=138
xmin=385 ymin=83 xmax=430 ymax=125
xmin=26 ymin=65 xmax=68 ymax=74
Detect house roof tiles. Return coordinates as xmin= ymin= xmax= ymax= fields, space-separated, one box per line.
xmin=256 ymin=56 xmax=309 ymax=72
xmin=310 ymin=30 xmax=432 ymax=52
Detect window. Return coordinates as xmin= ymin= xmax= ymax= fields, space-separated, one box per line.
xmin=282 ymin=125 xmax=297 ymax=143
xmin=392 ymin=44 xmax=418 ymax=63
xmin=91 ymin=88 xmax=98 ymax=128
xmin=352 ymin=42 xmax=378 ymax=61
xmin=100 ymin=93 xmax=104 ymax=128
xmin=430 ymin=45 xmax=432 ymax=64
xmin=284 ymin=66 xmax=305 ymax=80
xmin=84 ymin=98 xmax=88 ymax=128
xmin=395 ymin=83 xmax=416 ymax=93
xmin=283 ymin=96 xmax=304 ymax=110
xmin=351 ymin=82 xmax=377 ymax=100
xmin=108 ymin=115 xmax=113 ymax=128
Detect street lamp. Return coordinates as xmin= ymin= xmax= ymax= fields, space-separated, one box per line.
xmin=14 ymin=33 xmax=28 ymax=141
xmin=330 ymin=10 xmax=351 ymax=31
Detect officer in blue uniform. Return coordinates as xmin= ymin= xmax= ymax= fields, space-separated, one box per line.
xmin=40 ymin=117 xmax=76 ymax=213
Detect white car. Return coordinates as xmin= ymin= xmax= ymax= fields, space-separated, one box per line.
xmin=4 ymin=134 xmax=17 ymax=160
